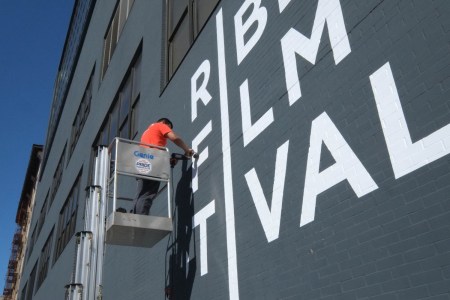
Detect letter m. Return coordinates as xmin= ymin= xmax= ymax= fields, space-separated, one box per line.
xmin=281 ymin=0 xmax=351 ymax=105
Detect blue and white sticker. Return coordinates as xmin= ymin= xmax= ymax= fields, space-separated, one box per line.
xmin=135 ymin=158 xmax=152 ymax=174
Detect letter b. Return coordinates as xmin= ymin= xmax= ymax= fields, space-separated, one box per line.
xmin=234 ymin=0 xmax=267 ymax=65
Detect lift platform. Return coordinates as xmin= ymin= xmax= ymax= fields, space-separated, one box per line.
xmin=66 ymin=138 xmax=176 ymax=300
xmin=105 ymin=138 xmax=173 ymax=248
xmin=105 ymin=212 xmax=173 ymax=248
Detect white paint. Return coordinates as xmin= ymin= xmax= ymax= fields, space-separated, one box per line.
xmin=192 ymin=121 xmax=213 ymax=193
xmin=239 ymin=79 xmax=274 ymax=146
xmin=370 ymin=62 xmax=450 ymax=178
xmin=193 ymin=200 xmax=216 ymax=276
xmin=216 ymin=9 xmax=240 ymax=300
xmin=191 ymin=60 xmax=213 ymax=121
xmin=280 ymin=0 xmax=351 ymax=105
xmin=301 ymin=112 xmax=378 ymax=227
xmin=234 ymin=0 xmax=267 ymax=65
xmin=278 ymin=0 xmax=291 ymax=13
xmin=245 ymin=140 xmax=289 ymax=242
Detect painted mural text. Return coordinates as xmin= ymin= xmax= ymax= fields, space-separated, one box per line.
xmin=188 ymin=1 xmax=450 ymax=299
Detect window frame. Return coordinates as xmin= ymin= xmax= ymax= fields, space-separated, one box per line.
xmin=35 ymin=229 xmax=54 ymax=292
xmin=69 ymin=67 xmax=94 ymax=158
xmin=53 ymin=171 xmax=82 ymax=263
xmin=49 ymin=145 xmax=67 ymax=209
xmin=102 ymin=0 xmax=136 ymax=78
xmin=164 ymin=0 xmax=220 ymax=83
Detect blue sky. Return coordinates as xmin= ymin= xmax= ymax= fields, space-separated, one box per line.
xmin=0 ymin=1 xmax=73 ymax=292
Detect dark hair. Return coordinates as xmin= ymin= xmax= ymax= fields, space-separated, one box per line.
xmin=157 ymin=118 xmax=173 ymax=129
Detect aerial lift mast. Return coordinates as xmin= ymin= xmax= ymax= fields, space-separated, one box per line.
xmin=65 ymin=138 xmax=175 ymax=300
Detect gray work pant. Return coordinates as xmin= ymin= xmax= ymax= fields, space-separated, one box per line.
xmin=132 ymin=179 xmax=160 ymax=215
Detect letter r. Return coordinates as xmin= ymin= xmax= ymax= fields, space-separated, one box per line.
xmin=191 ymin=60 xmax=212 ymax=122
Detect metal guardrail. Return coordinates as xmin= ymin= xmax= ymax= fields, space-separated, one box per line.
xmin=108 ymin=137 xmax=173 ymax=219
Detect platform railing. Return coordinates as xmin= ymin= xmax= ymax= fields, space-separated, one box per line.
xmin=108 ymin=137 xmax=172 ymax=218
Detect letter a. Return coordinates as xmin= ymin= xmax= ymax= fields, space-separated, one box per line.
xmin=301 ymin=113 xmax=378 ymax=227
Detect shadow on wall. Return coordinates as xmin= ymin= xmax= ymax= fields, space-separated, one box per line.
xmin=165 ymin=160 xmax=197 ymax=300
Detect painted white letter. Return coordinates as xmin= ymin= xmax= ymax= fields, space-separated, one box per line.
xmin=245 ymin=140 xmax=289 ymax=242
xmin=192 ymin=121 xmax=212 ymax=192
xmin=278 ymin=0 xmax=291 ymax=13
xmin=280 ymin=0 xmax=351 ymax=105
xmin=234 ymin=0 xmax=267 ymax=65
xmin=217 ymin=9 xmax=240 ymax=299
xmin=240 ymin=79 xmax=274 ymax=146
xmin=301 ymin=112 xmax=378 ymax=227
xmin=370 ymin=62 xmax=450 ymax=178
xmin=193 ymin=200 xmax=215 ymax=276
xmin=191 ymin=60 xmax=212 ymax=122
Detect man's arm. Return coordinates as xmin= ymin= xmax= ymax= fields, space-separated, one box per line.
xmin=165 ymin=131 xmax=194 ymax=156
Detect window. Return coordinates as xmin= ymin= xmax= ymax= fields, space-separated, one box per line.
xmin=20 ymin=282 xmax=27 ymax=300
xmin=25 ymin=262 xmax=37 ymax=300
xmin=102 ymin=0 xmax=136 ymax=77
xmin=41 ymin=0 xmax=94 ymax=179
xmin=35 ymin=229 xmax=54 ymax=291
xmin=69 ymin=67 xmax=94 ymax=157
xmin=90 ymin=52 xmax=141 ymax=185
xmin=36 ymin=193 xmax=48 ymax=237
xmin=53 ymin=173 xmax=81 ymax=263
xmin=98 ymin=52 xmax=141 ymax=145
xmin=165 ymin=0 xmax=220 ymax=81
xmin=27 ymin=225 xmax=37 ymax=261
xmin=49 ymin=145 xmax=67 ymax=208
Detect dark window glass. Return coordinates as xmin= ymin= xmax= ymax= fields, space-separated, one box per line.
xmin=131 ymin=99 xmax=139 ymax=139
xmin=111 ymin=8 xmax=120 ymax=54
xmin=119 ymin=117 xmax=130 ymax=138
xmin=102 ymin=33 xmax=111 ymax=76
xmin=49 ymin=145 xmax=66 ymax=209
xmin=91 ymin=51 xmax=141 ymax=184
xmin=109 ymin=103 xmax=119 ymax=142
xmin=170 ymin=0 xmax=188 ymax=34
xmin=35 ymin=229 xmax=54 ymax=291
xmin=120 ymin=76 xmax=132 ymax=125
xmin=20 ymin=282 xmax=27 ymax=300
xmin=195 ymin=0 xmax=219 ymax=34
xmin=26 ymin=262 xmax=37 ymax=300
xmin=53 ymin=174 xmax=81 ymax=263
xmin=27 ymin=226 xmax=37 ymax=261
xmin=165 ymin=0 xmax=220 ymax=81
xmin=69 ymin=68 xmax=94 ymax=158
xmin=132 ymin=54 xmax=141 ymax=101
xmin=42 ymin=1 xmax=94 ymax=175
xmin=169 ymin=15 xmax=190 ymax=76
xmin=36 ymin=195 xmax=48 ymax=237
xmin=101 ymin=120 xmax=110 ymax=146
xmin=102 ymin=0 xmax=135 ymax=77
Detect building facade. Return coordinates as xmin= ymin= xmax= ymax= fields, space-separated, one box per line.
xmin=18 ymin=0 xmax=450 ymax=299
xmin=2 ymin=145 xmax=42 ymax=300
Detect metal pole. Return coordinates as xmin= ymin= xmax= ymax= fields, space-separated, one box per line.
xmin=95 ymin=146 xmax=108 ymax=300
xmin=112 ymin=139 xmax=119 ymax=213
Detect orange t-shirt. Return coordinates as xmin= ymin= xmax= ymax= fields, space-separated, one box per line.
xmin=140 ymin=122 xmax=172 ymax=147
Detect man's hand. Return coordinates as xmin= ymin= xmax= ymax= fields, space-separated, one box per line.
xmin=185 ymin=148 xmax=195 ymax=157
xmin=170 ymin=157 xmax=178 ymax=167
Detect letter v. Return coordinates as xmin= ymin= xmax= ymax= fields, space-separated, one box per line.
xmin=244 ymin=140 xmax=289 ymax=242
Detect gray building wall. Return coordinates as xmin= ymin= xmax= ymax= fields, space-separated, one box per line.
xmin=19 ymin=0 xmax=450 ymax=299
